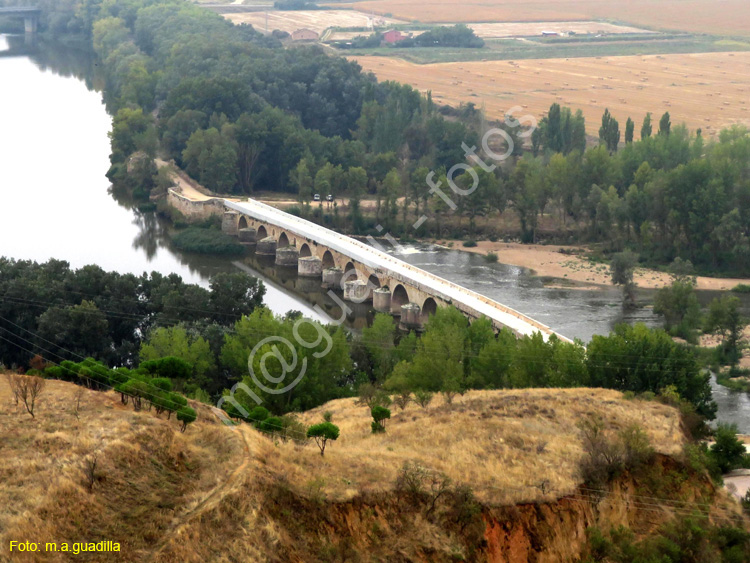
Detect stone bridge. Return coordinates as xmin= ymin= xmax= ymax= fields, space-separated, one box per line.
xmin=0 ymin=7 xmax=40 ymax=33
xmin=221 ymin=198 xmax=570 ymax=341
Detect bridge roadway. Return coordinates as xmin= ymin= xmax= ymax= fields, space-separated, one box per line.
xmin=224 ymin=198 xmax=571 ymax=342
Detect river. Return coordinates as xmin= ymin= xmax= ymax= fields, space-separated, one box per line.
xmin=1 ymin=35 xmax=747 ymax=429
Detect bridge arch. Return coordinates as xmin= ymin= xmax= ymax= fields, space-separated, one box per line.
xmin=344 ymin=261 xmax=356 ymax=278
xmin=299 ymin=243 xmax=312 ymax=258
xmin=322 ymin=250 xmax=335 ymax=269
xmin=257 ymin=225 xmax=268 ymax=239
xmin=421 ymin=297 xmax=438 ymax=322
xmin=238 ymin=216 xmax=250 ymax=230
xmin=368 ymin=274 xmax=381 ymax=289
xmin=278 ymin=232 xmax=290 ymax=248
xmin=391 ymin=284 xmax=409 ymax=314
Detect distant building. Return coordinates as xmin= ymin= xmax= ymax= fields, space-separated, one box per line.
xmin=291 ymin=28 xmax=319 ymax=41
xmin=383 ymin=29 xmax=408 ymax=43
xmin=541 ymin=31 xmax=559 ymax=37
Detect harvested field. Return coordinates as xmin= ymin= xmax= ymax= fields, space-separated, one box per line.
xmin=328 ymin=0 xmax=750 ymax=36
xmin=224 ymin=9 xmax=405 ymax=35
xmin=351 ymin=51 xmax=750 ymax=136
xmin=467 ymin=21 xmax=653 ymax=39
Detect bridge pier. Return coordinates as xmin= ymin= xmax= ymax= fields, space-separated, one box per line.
xmin=344 ymin=280 xmax=369 ymax=302
xmin=322 ymin=267 xmax=343 ymax=289
xmin=238 ymin=227 xmax=256 ymax=244
xmin=373 ymin=288 xmax=392 ymax=313
xmin=24 ymin=15 xmax=37 ymax=34
xmin=298 ymin=256 xmax=322 ymax=277
xmin=399 ymin=303 xmax=422 ymax=331
xmin=275 ymin=246 xmax=299 ymax=267
xmin=222 ymin=211 xmax=239 ymax=236
xmin=256 ymin=236 xmax=277 ymax=255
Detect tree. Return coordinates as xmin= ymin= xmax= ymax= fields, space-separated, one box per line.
xmin=306 ymin=422 xmax=340 ymax=455
xmin=361 ymin=313 xmax=397 ymax=382
xmin=710 ymin=423 xmax=747 ymax=473
xmin=16 ymin=375 xmax=45 ymax=418
xmin=290 ymin=159 xmax=313 ymax=204
xmin=653 ymin=280 xmax=701 ymax=340
xmin=641 ymin=112 xmax=653 ymax=140
xmin=209 ymin=272 xmax=265 ymax=320
xmin=141 ymin=356 xmax=192 ymax=381
xmin=599 ymin=109 xmax=620 ymax=152
xmin=587 ymin=323 xmax=716 ymax=419
xmin=705 ymin=295 xmax=743 ymax=368
xmin=177 ymin=405 xmax=197 ymax=432
xmin=414 ymin=390 xmax=433 ymax=408
xmin=37 ymin=300 xmax=111 ymax=361
xmin=624 ymin=117 xmax=634 ymax=144
xmin=182 ymin=127 xmax=238 ymax=193
xmin=659 ymin=111 xmax=671 ymax=136
xmin=610 ymin=251 xmax=638 ymax=309
xmin=371 ymin=405 xmax=391 ymax=433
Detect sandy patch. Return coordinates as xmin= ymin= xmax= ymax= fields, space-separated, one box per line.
xmin=444 ymin=240 xmax=750 ymax=291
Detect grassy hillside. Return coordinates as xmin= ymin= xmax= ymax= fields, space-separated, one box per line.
xmin=279 ymin=388 xmax=685 ymax=504
xmin=0 ymin=376 xmax=742 ymax=561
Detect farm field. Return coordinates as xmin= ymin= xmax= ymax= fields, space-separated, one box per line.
xmin=466 ymin=21 xmax=652 ymax=39
xmin=350 ymin=51 xmax=750 ymax=137
xmin=224 ymin=10 xmax=405 ymax=35
xmin=327 ymin=21 xmax=653 ymax=42
xmin=328 ymin=0 xmax=750 ymax=37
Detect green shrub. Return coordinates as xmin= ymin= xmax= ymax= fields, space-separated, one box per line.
xmin=371 ymin=406 xmax=391 ymax=433
xmin=259 ymin=416 xmax=284 ymax=435
xmin=731 ymin=283 xmax=750 ymax=293
xmin=483 ymin=252 xmax=498 ymax=263
xmin=177 ymin=406 xmax=197 ymax=432
xmin=463 ymin=240 xmax=477 ymax=248
xmin=172 ymin=227 xmax=245 ymax=255
xmin=248 ymin=405 xmax=270 ymax=425
xmin=710 ymin=423 xmax=747 ymax=474
xmin=151 ymin=377 xmax=173 ymax=392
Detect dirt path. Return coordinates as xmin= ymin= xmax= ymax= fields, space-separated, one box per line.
xmin=147 ymin=421 xmax=253 ymax=561
xmin=156 ymin=159 xmax=242 ymax=203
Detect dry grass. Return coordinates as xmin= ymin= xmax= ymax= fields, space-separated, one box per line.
xmin=351 ymin=51 xmax=750 ymax=137
xmin=0 ymin=375 xmax=242 ymax=562
xmin=257 ymin=388 xmax=684 ymax=506
xmin=0 ymin=376 xmax=702 ymax=561
xmin=328 ymin=0 xmax=750 ymax=36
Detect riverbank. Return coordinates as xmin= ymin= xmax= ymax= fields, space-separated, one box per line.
xmin=156 ymin=166 xmax=749 ymax=294
xmin=441 ymin=240 xmax=750 ymax=291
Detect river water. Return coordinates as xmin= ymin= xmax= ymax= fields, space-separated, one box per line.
xmin=1 ymin=35 xmax=748 ymax=428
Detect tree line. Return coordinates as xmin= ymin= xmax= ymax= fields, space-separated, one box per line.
xmin=0 ymin=258 xmax=264 ymax=384
xmin=0 ymin=258 xmax=719 ymax=429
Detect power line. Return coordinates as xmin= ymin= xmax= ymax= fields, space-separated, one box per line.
xmin=0 ymin=295 xmax=718 ymax=367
